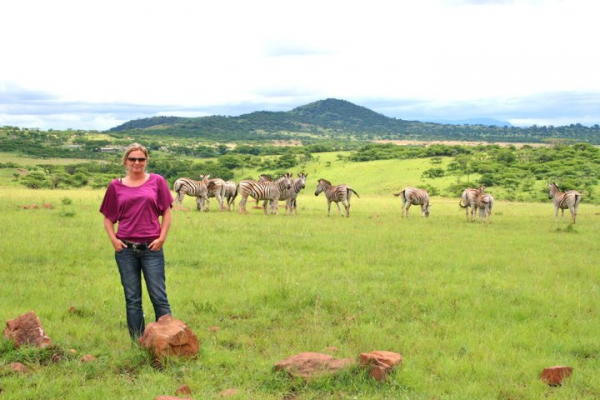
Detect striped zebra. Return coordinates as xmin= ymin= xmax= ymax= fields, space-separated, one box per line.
xmin=200 ymin=175 xmax=226 ymax=212
xmin=254 ymin=174 xmax=272 ymax=208
xmin=314 ymin=178 xmax=359 ymax=217
xmin=393 ymin=187 xmax=430 ymax=217
xmin=279 ymin=173 xmax=307 ymax=215
xmin=238 ymin=173 xmax=293 ymax=214
xmin=548 ymin=182 xmax=583 ymax=224
xmin=476 ymin=192 xmax=494 ymax=223
xmin=459 ymin=185 xmax=485 ymax=222
xmin=172 ymin=176 xmax=209 ymax=211
xmin=223 ymin=180 xmax=238 ymax=211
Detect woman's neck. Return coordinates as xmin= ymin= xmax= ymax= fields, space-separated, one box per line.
xmin=123 ymin=172 xmax=149 ymax=187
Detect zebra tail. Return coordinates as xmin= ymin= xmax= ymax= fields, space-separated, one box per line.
xmin=393 ymin=191 xmax=403 ymax=197
xmin=458 ymin=200 xmax=468 ymax=209
xmin=350 ymin=188 xmax=360 ymax=198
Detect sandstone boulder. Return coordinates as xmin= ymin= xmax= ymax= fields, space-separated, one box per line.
xmin=3 ymin=311 xmax=51 ymax=348
xmin=274 ymin=352 xmax=355 ymax=379
xmin=139 ymin=315 xmax=199 ymax=359
xmin=540 ymin=365 xmax=573 ymax=386
xmin=359 ymin=350 xmax=403 ymax=381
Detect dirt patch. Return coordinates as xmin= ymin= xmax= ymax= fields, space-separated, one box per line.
xmin=373 ymin=140 xmax=550 ymax=148
xmin=272 ymin=140 xmax=302 ymax=147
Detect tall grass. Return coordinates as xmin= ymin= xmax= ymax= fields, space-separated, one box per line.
xmin=1 ymin=184 xmax=600 ymax=399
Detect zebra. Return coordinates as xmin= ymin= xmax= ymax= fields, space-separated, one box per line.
xmin=476 ymin=192 xmax=494 ymax=223
xmin=548 ymin=182 xmax=583 ymax=224
xmin=279 ymin=173 xmax=308 ymax=215
xmin=314 ymin=178 xmax=359 ymax=217
xmin=254 ymin=174 xmax=272 ymax=208
xmin=223 ymin=180 xmax=238 ymax=211
xmin=393 ymin=187 xmax=430 ymax=217
xmin=172 ymin=176 xmax=209 ymax=211
xmin=199 ymin=175 xmax=226 ymax=212
xmin=237 ymin=173 xmax=293 ymax=214
xmin=459 ymin=185 xmax=485 ymax=222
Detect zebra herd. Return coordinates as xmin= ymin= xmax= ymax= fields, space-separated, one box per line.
xmin=173 ymin=173 xmax=584 ymax=223
xmin=173 ymin=173 xmax=308 ymax=215
xmin=397 ymin=182 xmax=583 ymax=224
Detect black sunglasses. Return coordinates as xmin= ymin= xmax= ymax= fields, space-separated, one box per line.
xmin=127 ymin=157 xmax=147 ymax=162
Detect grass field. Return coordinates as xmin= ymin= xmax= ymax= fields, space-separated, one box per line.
xmin=1 ymin=173 xmax=599 ymax=399
xmin=1 ymin=151 xmax=599 ymax=399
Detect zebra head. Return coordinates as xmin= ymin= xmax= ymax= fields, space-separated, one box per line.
xmin=315 ymin=178 xmax=331 ymax=196
xmin=548 ymin=182 xmax=561 ymax=199
xmin=275 ymin=173 xmax=293 ymax=190
xmin=296 ymin=173 xmax=307 ymax=190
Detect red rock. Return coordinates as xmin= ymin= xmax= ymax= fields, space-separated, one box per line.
xmin=5 ymin=362 xmax=29 ymax=374
xmin=175 ymin=384 xmax=191 ymax=395
xmin=139 ymin=315 xmax=199 ymax=359
xmin=540 ymin=366 xmax=573 ymax=386
xmin=274 ymin=352 xmax=355 ymax=379
xmin=81 ymin=354 xmax=97 ymax=363
xmin=3 ymin=311 xmax=52 ymax=348
xmin=155 ymin=397 xmax=192 ymax=400
xmin=359 ymin=351 xmax=403 ymax=381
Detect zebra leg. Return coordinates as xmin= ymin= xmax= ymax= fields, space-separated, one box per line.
xmin=216 ymin=195 xmax=224 ymax=212
xmin=336 ymin=201 xmax=344 ymax=217
xmin=344 ymin=201 xmax=350 ymax=217
xmin=272 ymin=199 xmax=279 ymax=215
xmin=239 ymin=195 xmax=248 ymax=213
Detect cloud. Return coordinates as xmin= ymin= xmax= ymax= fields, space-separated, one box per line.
xmin=1 ymin=0 xmax=599 ymax=131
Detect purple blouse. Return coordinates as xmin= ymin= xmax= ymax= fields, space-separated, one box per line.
xmin=100 ymin=173 xmax=173 ymax=242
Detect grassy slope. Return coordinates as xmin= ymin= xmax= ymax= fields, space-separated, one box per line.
xmin=1 ymin=157 xmax=599 ymax=399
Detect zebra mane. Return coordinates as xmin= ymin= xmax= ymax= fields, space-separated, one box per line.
xmin=319 ymin=178 xmax=332 ymax=186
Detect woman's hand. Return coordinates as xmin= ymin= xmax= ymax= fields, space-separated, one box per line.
xmin=149 ymin=237 xmax=165 ymax=251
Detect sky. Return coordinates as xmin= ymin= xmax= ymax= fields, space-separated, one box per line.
xmin=1 ymin=0 xmax=599 ymax=131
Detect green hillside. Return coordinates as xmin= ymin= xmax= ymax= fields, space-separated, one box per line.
xmin=108 ymin=98 xmax=600 ymax=144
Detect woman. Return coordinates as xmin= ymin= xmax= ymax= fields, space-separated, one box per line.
xmin=100 ymin=143 xmax=174 ymax=340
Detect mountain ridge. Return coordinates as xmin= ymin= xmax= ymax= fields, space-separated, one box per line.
xmin=108 ymin=98 xmax=600 ymax=144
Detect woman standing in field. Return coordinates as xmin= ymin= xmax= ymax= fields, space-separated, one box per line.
xmin=99 ymin=143 xmax=174 ymax=340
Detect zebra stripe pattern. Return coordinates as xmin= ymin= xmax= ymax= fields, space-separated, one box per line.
xmin=548 ymin=182 xmax=583 ymax=224
xmin=173 ymin=176 xmax=209 ymax=211
xmin=459 ymin=186 xmax=485 ymax=222
xmin=223 ymin=180 xmax=238 ymax=211
xmin=314 ymin=178 xmax=359 ymax=217
xmin=393 ymin=187 xmax=430 ymax=217
xmin=201 ymin=175 xmax=226 ymax=211
xmin=279 ymin=173 xmax=307 ymax=215
xmin=476 ymin=192 xmax=494 ymax=223
xmin=238 ymin=173 xmax=293 ymax=214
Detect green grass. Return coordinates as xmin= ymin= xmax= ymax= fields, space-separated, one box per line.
xmin=1 ymin=180 xmax=599 ymax=399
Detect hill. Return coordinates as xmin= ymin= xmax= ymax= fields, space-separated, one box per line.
xmin=108 ymin=98 xmax=600 ymax=144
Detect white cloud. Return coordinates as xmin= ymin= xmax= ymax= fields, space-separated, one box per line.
xmin=1 ymin=0 xmax=599 ymax=130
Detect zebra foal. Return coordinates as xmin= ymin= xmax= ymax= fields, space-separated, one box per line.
xmin=393 ymin=187 xmax=430 ymax=217
xmin=314 ymin=178 xmax=359 ymax=217
xmin=548 ymin=182 xmax=583 ymax=224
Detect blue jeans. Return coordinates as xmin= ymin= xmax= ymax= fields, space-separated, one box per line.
xmin=115 ymin=247 xmax=171 ymax=340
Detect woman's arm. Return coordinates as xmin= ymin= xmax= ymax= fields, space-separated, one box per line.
xmin=150 ymin=207 xmax=171 ymax=250
xmin=103 ymin=217 xmax=125 ymax=251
